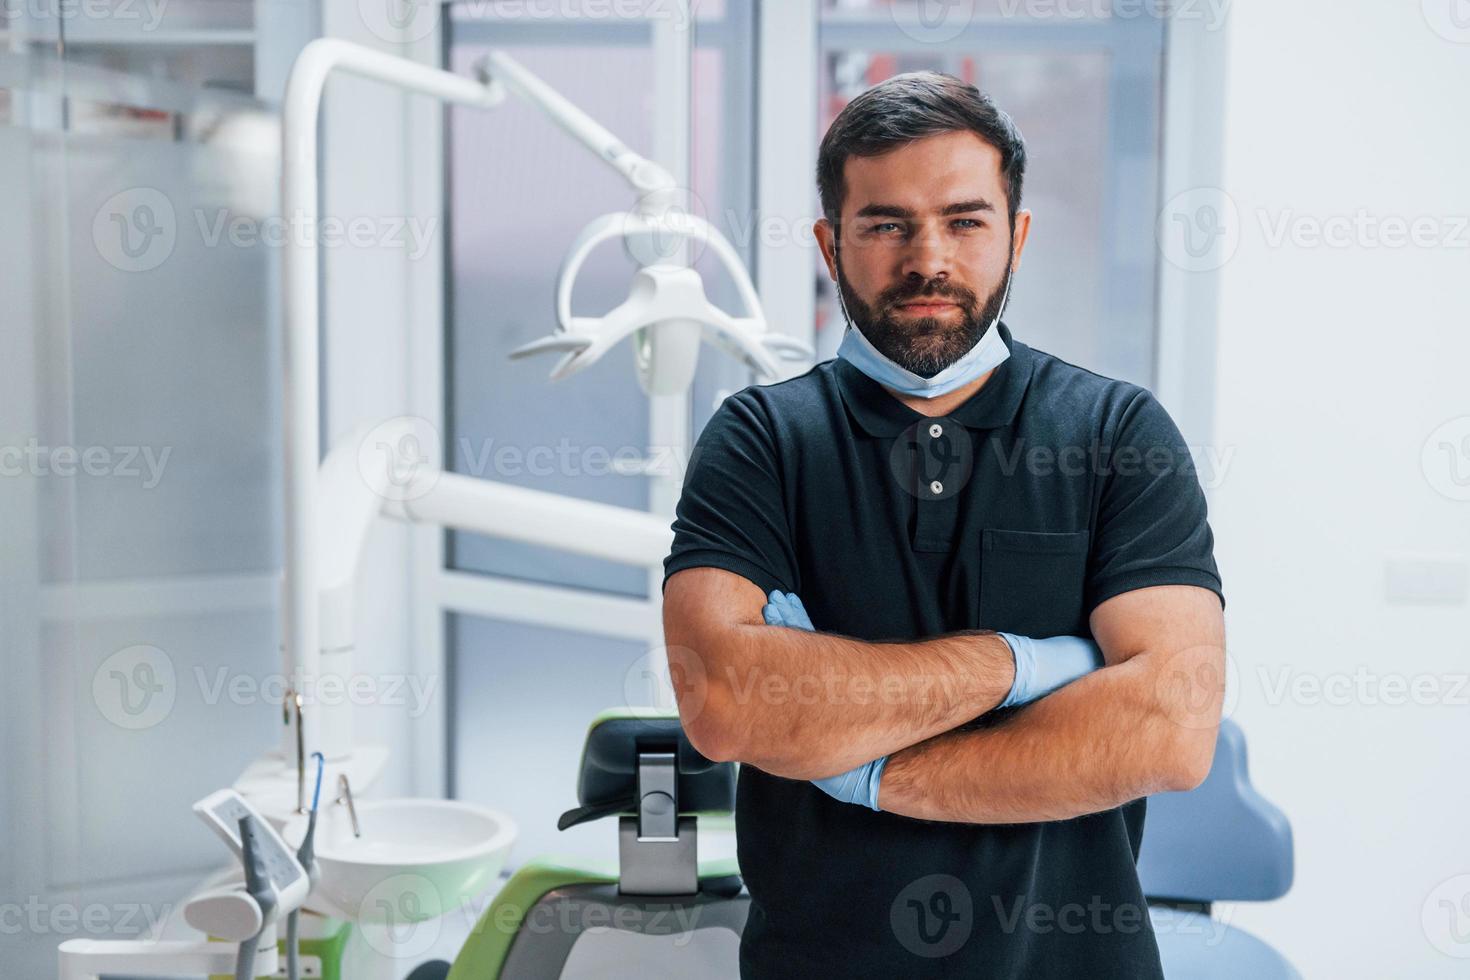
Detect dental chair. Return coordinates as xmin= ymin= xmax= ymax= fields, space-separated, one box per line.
xmin=1140 ymin=718 xmax=1298 ymax=978
xmin=413 ymin=714 xmax=1292 ymax=979
xmin=414 ymin=709 xmax=748 ymax=979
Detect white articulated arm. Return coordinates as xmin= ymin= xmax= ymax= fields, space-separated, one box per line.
xmin=383 ymin=470 xmax=675 ymax=568
xmin=281 ymin=39 xmax=501 ymax=761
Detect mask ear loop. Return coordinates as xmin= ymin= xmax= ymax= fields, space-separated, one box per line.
xmin=832 ymin=237 xmax=855 ymax=331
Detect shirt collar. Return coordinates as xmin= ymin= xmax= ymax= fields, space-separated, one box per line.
xmin=833 ymin=320 xmax=1034 ymax=438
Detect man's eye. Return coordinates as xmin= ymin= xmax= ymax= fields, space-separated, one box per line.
xmin=873 ymin=222 xmax=902 ymax=234
xmin=953 ymin=218 xmax=981 ymax=229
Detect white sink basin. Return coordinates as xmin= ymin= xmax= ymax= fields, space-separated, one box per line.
xmin=287 ymin=798 xmax=517 ymax=922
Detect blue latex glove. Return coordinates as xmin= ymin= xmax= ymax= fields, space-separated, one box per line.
xmin=762 ymin=590 xmax=886 ymax=811
xmin=995 ymin=631 xmax=1105 ymax=709
xmin=762 ymin=589 xmax=814 ymax=631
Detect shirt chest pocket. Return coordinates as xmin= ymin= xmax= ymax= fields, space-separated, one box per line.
xmin=979 ymin=528 xmax=1090 ymax=638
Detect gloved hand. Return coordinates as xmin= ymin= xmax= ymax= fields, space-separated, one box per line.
xmin=995 ymin=631 xmax=1105 ymax=709
xmin=762 ymin=589 xmax=814 ymax=631
xmin=763 ymin=590 xmax=886 ymax=811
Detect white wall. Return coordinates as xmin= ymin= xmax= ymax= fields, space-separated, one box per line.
xmin=1206 ymin=2 xmax=1470 ymax=975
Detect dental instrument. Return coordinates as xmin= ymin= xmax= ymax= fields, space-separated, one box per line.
xmin=336 ymin=773 xmax=362 ymax=839
xmin=187 ymin=790 xmax=310 ymax=980
xmin=286 ymin=752 xmax=326 ymax=980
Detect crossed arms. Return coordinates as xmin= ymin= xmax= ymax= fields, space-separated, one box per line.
xmin=661 ymin=567 xmax=1225 ymax=824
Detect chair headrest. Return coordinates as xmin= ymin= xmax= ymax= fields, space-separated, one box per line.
xmin=1138 ymin=718 xmax=1295 ymax=903
xmin=557 ymin=709 xmax=736 ymax=831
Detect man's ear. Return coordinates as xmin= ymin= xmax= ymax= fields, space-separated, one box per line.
xmin=814 ymin=218 xmax=838 ymax=279
xmin=1010 ymin=208 xmax=1033 ymax=269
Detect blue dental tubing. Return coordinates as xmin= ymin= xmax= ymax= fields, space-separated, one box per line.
xmin=287 ymin=752 xmax=326 ymax=980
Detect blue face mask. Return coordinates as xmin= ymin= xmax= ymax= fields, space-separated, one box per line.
xmin=833 ymin=257 xmax=1013 ymax=399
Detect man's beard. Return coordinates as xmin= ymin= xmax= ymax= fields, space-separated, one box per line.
xmin=836 ymin=253 xmax=1013 ymax=378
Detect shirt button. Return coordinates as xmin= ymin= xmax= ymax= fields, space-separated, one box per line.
xmin=930 ymin=480 xmax=944 ymax=495
xmin=928 ymin=423 xmax=943 ymax=438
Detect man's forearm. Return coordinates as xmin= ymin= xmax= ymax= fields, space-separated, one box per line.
xmin=876 ymin=644 xmax=1223 ymax=823
xmin=683 ymin=623 xmax=1015 ymax=781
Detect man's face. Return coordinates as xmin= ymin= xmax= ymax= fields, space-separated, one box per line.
xmin=819 ymin=130 xmax=1031 ymax=378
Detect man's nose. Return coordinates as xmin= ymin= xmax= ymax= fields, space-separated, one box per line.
xmin=898 ymin=225 xmax=954 ymax=284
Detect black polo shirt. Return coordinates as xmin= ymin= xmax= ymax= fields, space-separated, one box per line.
xmin=662 ymin=320 xmax=1225 ymax=979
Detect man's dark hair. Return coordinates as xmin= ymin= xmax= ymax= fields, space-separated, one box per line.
xmin=816 ymin=71 xmax=1027 ymax=237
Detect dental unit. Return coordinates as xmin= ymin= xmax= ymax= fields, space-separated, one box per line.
xmin=58 ymin=29 xmax=804 ymax=980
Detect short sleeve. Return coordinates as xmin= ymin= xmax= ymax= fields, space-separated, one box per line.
xmin=1085 ymin=388 xmax=1226 ymax=614
xmin=662 ymin=393 xmax=798 ymax=598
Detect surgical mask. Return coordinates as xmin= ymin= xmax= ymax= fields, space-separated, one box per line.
xmin=833 ymin=250 xmax=1013 ymax=399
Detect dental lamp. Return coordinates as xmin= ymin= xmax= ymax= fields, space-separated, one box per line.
xmin=475 ymin=51 xmax=812 ymax=395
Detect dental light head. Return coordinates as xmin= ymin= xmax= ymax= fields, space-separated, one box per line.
xmin=476 ymin=49 xmax=812 ymax=395
xmin=509 ymin=208 xmax=811 ymax=395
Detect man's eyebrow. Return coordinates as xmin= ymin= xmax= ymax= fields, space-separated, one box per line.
xmin=853 ymin=198 xmax=997 ymax=220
